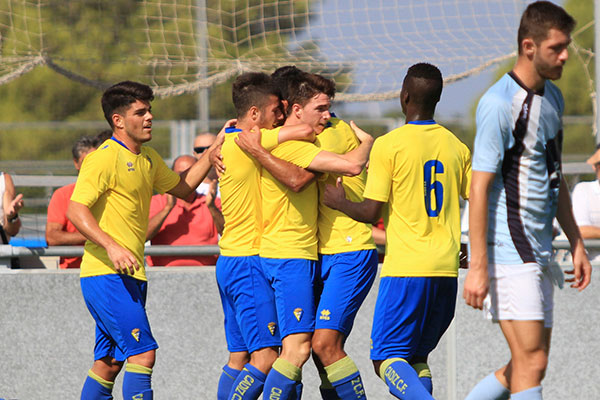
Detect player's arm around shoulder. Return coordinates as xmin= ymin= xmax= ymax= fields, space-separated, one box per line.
xmin=307 ymin=121 xmax=373 ymax=176
xmin=236 ymin=126 xmax=316 ymax=193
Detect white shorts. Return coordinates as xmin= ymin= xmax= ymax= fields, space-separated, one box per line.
xmin=483 ymin=263 xmax=554 ymax=328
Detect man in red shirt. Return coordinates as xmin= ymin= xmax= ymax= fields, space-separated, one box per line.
xmin=146 ymin=154 xmax=224 ymax=266
xmin=46 ymin=135 xmax=99 ymax=268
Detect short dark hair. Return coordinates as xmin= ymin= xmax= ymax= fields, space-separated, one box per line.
xmin=287 ymin=72 xmax=335 ymax=110
xmin=71 ymin=135 xmax=95 ymax=160
xmin=518 ymin=1 xmax=575 ymax=54
xmin=271 ymin=65 xmax=304 ymax=102
xmin=232 ymin=72 xmax=280 ymax=118
xmin=92 ymin=129 xmax=113 ymax=147
xmin=403 ymin=63 xmax=443 ymax=110
xmin=101 ymin=81 xmax=154 ymax=128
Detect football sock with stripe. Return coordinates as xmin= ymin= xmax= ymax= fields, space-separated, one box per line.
xmin=122 ymin=363 xmax=153 ymax=400
xmin=511 ymin=386 xmax=542 ymax=400
xmin=218 ymin=365 xmax=242 ymax=400
xmin=325 ymin=356 xmax=366 ymax=399
xmin=228 ymin=363 xmax=267 ymax=400
xmin=464 ymin=372 xmax=510 ymax=400
xmin=81 ymin=369 xmax=114 ymax=400
xmin=263 ymin=358 xmax=302 ymax=400
xmin=411 ymin=362 xmax=433 ymax=394
xmin=379 ymin=358 xmax=433 ymax=400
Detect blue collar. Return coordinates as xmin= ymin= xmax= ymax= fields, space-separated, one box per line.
xmin=407 ymin=120 xmax=436 ymax=125
xmin=110 ymin=136 xmax=131 ymax=151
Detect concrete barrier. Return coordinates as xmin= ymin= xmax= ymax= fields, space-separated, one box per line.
xmin=0 ymin=267 xmax=597 ymax=399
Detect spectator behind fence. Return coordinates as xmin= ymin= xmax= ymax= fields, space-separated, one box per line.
xmin=146 ymin=154 xmax=224 ymax=266
xmin=571 ymin=145 xmax=600 ymax=261
xmin=194 ymin=132 xmax=221 ymax=198
xmin=46 ymin=135 xmax=98 ymax=268
xmin=0 ymin=172 xmax=24 ymax=244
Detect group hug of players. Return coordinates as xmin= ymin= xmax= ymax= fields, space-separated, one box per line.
xmin=72 ymin=2 xmax=591 ymax=399
xmin=213 ymin=62 xmax=468 ymax=400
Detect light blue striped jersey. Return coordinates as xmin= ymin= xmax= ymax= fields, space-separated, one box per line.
xmin=472 ymin=72 xmax=563 ymax=266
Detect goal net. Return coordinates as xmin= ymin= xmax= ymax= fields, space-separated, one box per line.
xmin=0 ymin=0 xmax=593 ymax=102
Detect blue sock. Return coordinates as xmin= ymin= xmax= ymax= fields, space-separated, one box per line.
xmin=122 ymin=363 xmax=153 ymax=400
xmin=81 ymin=369 xmax=114 ymax=400
xmin=326 ymin=356 xmax=366 ymax=399
xmin=218 ymin=365 xmax=241 ymax=400
xmin=511 ymin=386 xmax=542 ymax=400
xmin=291 ymin=381 xmax=303 ymax=400
xmin=378 ymin=358 xmax=433 ymax=400
xmin=319 ymin=372 xmax=340 ymax=400
xmin=411 ymin=363 xmax=432 ymax=394
xmin=228 ymin=363 xmax=267 ymax=400
xmin=464 ymin=372 xmax=510 ymax=400
xmin=263 ymin=358 xmax=302 ymax=400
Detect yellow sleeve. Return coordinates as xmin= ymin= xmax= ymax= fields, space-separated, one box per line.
xmin=461 ymin=146 xmax=472 ymax=200
xmin=271 ymin=140 xmax=322 ymax=168
xmin=70 ymin=149 xmax=114 ymax=207
xmin=149 ymin=148 xmax=181 ymax=194
xmin=260 ymin=127 xmax=281 ymax=151
xmin=363 ymin=138 xmax=392 ymax=202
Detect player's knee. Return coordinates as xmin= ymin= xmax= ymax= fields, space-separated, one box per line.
xmin=250 ymin=347 xmax=278 ymax=372
xmin=128 ymin=349 xmax=156 ymax=369
xmin=94 ymin=357 xmax=124 ymax=381
xmin=228 ymin=351 xmax=251 ymax=370
xmin=526 ymin=350 xmax=549 ymax=378
xmin=311 ymin=335 xmax=343 ymax=362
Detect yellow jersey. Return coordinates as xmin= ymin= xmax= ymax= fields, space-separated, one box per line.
xmin=363 ymin=121 xmax=471 ymax=277
xmin=71 ymin=139 xmax=180 ymax=281
xmin=315 ymin=118 xmax=375 ymax=254
xmin=218 ymin=128 xmax=280 ymax=256
xmin=260 ymin=132 xmax=323 ymax=260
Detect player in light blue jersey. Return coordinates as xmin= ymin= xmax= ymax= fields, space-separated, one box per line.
xmin=463 ymin=3 xmax=592 ymax=400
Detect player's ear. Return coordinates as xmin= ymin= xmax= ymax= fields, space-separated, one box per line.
xmin=250 ymin=106 xmax=260 ymax=121
xmin=292 ymin=103 xmax=302 ymax=119
xmin=521 ymin=37 xmax=536 ymax=58
xmin=112 ymin=113 xmax=124 ymax=130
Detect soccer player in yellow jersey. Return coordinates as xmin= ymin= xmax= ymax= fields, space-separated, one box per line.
xmin=216 ymin=72 xmax=317 ymax=400
xmin=67 ymin=81 xmax=231 ymax=400
xmin=235 ymin=72 xmax=374 ymax=399
xmin=311 ymin=115 xmax=378 ymax=400
xmin=324 ymin=63 xmax=471 ymax=399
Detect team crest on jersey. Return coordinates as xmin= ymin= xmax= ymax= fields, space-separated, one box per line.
xmin=267 ymin=322 xmax=277 ymax=336
xmin=293 ymin=308 xmax=303 ymax=322
xmin=131 ymin=328 xmax=141 ymax=342
xmin=127 ymin=161 xmax=135 ymax=172
xmin=319 ymin=309 xmax=331 ymax=321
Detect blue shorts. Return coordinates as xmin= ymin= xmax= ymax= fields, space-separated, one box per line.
xmin=261 ymin=257 xmax=317 ymax=338
xmin=370 ymin=276 xmax=457 ymax=361
xmin=315 ymin=250 xmax=378 ymax=335
xmin=80 ymin=275 xmax=158 ymax=362
xmin=216 ymin=255 xmax=281 ymax=353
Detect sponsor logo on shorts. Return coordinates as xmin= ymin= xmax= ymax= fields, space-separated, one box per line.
xmin=267 ymin=322 xmax=277 ymax=336
xmin=319 ymin=309 xmax=331 ymax=321
xmin=127 ymin=161 xmax=135 ymax=172
xmin=133 ymin=394 xmax=144 ymax=399
xmin=131 ymin=328 xmax=141 ymax=342
xmin=293 ymin=308 xmax=303 ymax=322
